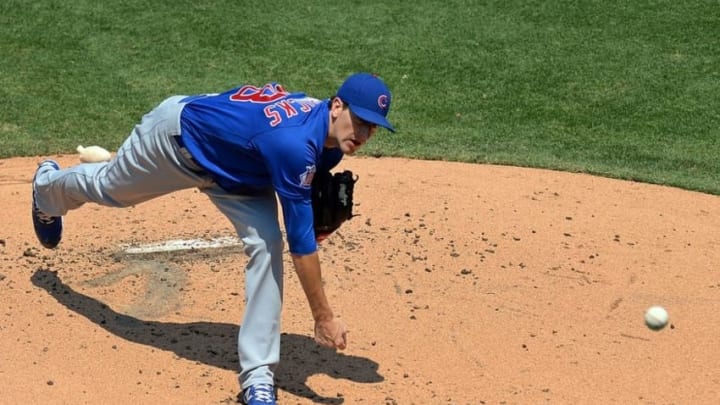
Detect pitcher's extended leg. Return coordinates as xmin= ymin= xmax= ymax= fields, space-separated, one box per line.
xmin=33 ymin=96 xmax=208 ymax=217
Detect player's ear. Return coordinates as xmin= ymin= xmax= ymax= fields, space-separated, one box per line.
xmin=330 ymin=97 xmax=345 ymax=118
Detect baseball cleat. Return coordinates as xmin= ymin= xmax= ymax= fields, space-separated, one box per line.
xmin=31 ymin=160 xmax=63 ymax=249
xmin=239 ymin=383 xmax=276 ymax=405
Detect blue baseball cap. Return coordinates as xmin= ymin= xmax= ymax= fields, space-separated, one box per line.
xmin=337 ymin=73 xmax=395 ymax=132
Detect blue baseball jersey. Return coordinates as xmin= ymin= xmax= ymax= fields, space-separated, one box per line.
xmin=178 ymin=83 xmax=343 ymax=255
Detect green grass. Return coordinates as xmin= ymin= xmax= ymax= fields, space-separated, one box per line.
xmin=1 ymin=0 xmax=718 ymax=194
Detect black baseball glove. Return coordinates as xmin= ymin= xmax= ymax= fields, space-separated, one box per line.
xmin=311 ymin=169 xmax=358 ymax=241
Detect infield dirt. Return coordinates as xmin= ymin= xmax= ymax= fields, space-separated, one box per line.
xmin=2 ymin=155 xmax=719 ymax=404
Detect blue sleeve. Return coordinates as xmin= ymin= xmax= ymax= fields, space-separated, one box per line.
xmin=279 ymin=148 xmax=343 ymax=254
xmin=253 ymin=129 xmax=319 ymax=254
xmin=278 ymin=195 xmax=317 ymax=255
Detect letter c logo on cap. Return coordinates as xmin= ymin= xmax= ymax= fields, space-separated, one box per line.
xmin=377 ymin=94 xmax=389 ymax=109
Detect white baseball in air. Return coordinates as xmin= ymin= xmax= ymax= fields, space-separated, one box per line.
xmin=77 ymin=145 xmax=112 ymax=163
xmin=644 ymin=306 xmax=669 ymax=331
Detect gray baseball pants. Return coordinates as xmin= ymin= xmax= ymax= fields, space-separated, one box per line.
xmin=33 ymin=95 xmax=284 ymax=390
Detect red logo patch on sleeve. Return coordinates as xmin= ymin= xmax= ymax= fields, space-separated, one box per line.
xmin=299 ymin=165 xmax=316 ymax=188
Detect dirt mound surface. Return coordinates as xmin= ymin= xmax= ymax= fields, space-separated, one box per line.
xmin=2 ymin=155 xmax=719 ymax=404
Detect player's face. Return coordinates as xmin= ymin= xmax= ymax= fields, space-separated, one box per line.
xmin=328 ymin=98 xmax=378 ymax=154
xmin=350 ymin=110 xmax=378 ymax=140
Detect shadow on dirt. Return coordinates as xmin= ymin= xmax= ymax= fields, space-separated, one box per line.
xmin=31 ymin=269 xmax=383 ymax=404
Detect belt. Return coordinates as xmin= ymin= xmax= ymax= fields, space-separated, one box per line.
xmin=171 ymin=135 xmax=206 ymax=174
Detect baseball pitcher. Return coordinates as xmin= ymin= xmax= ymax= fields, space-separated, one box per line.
xmin=31 ymin=73 xmax=394 ymax=405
